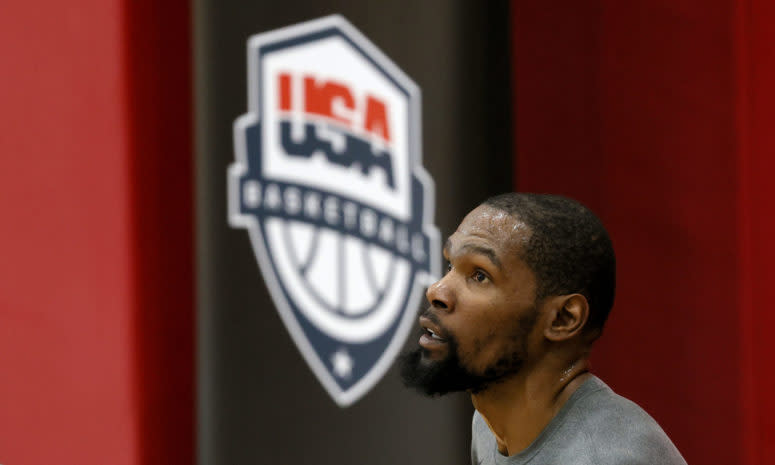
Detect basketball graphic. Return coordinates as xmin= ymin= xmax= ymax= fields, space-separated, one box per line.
xmin=228 ymin=15 xmax=440 ymax=406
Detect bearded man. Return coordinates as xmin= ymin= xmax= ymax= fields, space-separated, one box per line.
xmin=401 ymin=193 xmax=686 ymax=465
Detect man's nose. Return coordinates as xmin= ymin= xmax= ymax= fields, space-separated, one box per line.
xmin=425 ymin=274 xmax=455 ymax=311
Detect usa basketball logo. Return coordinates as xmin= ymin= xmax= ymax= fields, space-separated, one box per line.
xmin=228 ymin=15 xmax=440 ymax=406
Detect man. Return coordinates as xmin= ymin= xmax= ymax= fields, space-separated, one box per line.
xmin=400 ymin=193 xmax=686 ymax=465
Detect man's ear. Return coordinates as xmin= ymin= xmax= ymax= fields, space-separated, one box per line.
xmin=543 ymin=294 xmax=589 ymax=341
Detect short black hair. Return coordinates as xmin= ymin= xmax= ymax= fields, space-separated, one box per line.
xmin=483 ymin=193 xmax=616 ymax=336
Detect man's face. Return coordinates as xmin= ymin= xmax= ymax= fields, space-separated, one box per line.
xmin=400 ymin=205 xmax=541 ymax=395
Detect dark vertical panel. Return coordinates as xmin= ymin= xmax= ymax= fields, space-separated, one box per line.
xmin=194 ymin=1 xmax=512 ymax=465
xmin=125 ymin=0 xmax=195 ymax=463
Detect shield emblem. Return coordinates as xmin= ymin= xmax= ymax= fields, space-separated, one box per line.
xmin=228 ymin=15 xmax=440 ymax=406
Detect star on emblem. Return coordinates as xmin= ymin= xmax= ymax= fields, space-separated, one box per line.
xmin=331 ymin=348 xmax=354 ymax=379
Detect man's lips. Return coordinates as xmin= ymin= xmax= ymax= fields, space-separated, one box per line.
xmin=419 ymin=315 xmax=448 ymax=348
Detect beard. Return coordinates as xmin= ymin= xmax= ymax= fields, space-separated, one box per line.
xmin=399 ymin=306 xmax=537 ymax=396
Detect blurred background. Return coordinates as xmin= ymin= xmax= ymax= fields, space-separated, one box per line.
xmin=1 ymin=0 xmax=774 ymax=464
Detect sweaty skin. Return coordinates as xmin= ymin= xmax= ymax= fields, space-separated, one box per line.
xmin=424 ymin=205 xmax=593 ymax=456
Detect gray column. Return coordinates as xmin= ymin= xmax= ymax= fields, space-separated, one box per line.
xmin=194 ymin=1 xmax=512 ymax=464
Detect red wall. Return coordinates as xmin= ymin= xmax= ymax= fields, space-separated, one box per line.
xmin=512 ymin=0 xmax=775 ymax=464
xmin=0 ymin=1 xmax=193 ymax=464
xmin=737 ymin=0 xmax=775 ymax=461
xmin=513 ymin=1 xmax=775 ymax=463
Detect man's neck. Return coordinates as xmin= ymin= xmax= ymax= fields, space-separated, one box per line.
xmin=470 ymin=357 xmax=591 ymax=456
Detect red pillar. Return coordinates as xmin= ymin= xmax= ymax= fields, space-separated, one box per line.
xmin=0 ymin=1 xmax=193 ymax=464
xmin=512 ymin=1 xmax=775 ymax=463
xmin=737 ymin=0 xmax=775 ymax=462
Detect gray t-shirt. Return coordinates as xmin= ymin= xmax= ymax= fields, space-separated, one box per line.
xmin=471 ymin=376 xmax=687 ymax=465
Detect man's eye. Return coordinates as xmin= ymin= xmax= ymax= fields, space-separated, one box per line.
xmin=473 ymin=270 xmax=488 ymax=283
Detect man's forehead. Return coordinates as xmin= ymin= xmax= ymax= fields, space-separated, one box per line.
xmin=445 ymin=206 xmax=531 ymax=257
xmin=457 ymin=206 xmax=530 ymax=241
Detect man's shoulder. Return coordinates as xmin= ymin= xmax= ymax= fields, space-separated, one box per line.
xmin=566 ymin=378 xmax=686 ymax=463
xmin=471 ymin=409 xmax=494 ymax=464
xmin=470 ymin=377 xmax=687 ymax=465
xmin=571 ymin=377 xmax=662 ymax=435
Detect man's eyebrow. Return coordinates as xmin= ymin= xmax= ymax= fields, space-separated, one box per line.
xmin=461 ymin=244 xmax=502 ymax=269
xmin=443 ymin=238 xmax=502 ymax=270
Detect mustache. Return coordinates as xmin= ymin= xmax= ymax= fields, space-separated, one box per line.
xmin=419 ymin=307 xmax=452 ymax=341
xmin=419 ymin=307 xmax=437 ymax=322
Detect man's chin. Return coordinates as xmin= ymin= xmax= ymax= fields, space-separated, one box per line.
xmin=399 ymin=348 xmax=450 ymax=396
xmin=398 ymin=346 xmax=476 ymax=396
xmin=418 ymin=346 xmax=450 ymax=364
xmin=399 ymin=343 xmax=521 ymax=396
